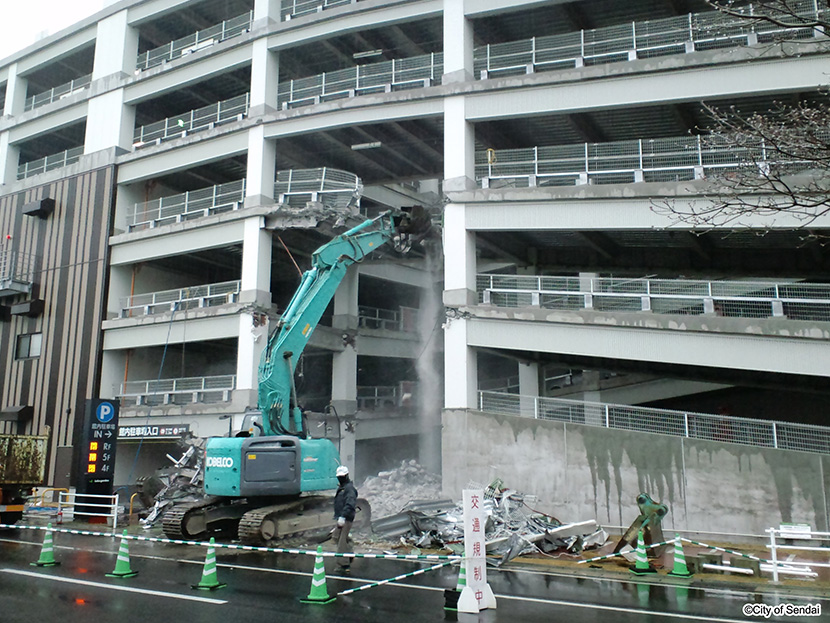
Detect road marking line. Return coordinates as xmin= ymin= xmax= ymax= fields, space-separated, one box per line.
xmin=497 ymin=594 xmax=750 ymax=622
xmin=0 ymin=569 xmax=227 ymax=604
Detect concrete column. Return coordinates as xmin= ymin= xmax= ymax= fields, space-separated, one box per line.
xmin=3 ymin=63 xmax=28 ymax=117
xmin=518 ymin=361 xmax=539 ymax=418
xmin=107 ymin=264 xmax=133 ymax=319
xmin=85 ymin=89 xmax=136 ymax=153
xmin=92 ymin=9 xmax=139 ymax=79
xmin=442 ymin=0 xmax=474 ymax=83
xmin=443 ymin=202 xmax=476 ymax=306
xmin=332 ymin=265 xmax=358 ymax=416
xmin=245 ymin=125 xmax=276 ymax=207
xmin=0 ymin=133 xmax=20 ymax=185
xmin=254 ymin=0 xmax=281 ymax=23
xmin=249 ymin=39 xmax=279 ymax=117
xmin=444 ymin=318 xmax=477 ymax=409
xmin=237 ymin=216 xmax=272 ymax=398
xmin=114 ymin=183 xmax=142 ymax=234
xmin=443 ymin=97 xmax=475 ymax=191
xmin=338 ymin=419 xmax=356 ymax=478
xmin=100 ymin=351 xmax=128 ymax=399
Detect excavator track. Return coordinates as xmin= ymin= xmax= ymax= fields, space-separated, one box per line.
xmin=162 ymin=497 xmax=250 ymax=541
xmin=237 ymin=496 xmax=329 ymax=544
xmin=162 ymin=504 xmax=203 ymax=540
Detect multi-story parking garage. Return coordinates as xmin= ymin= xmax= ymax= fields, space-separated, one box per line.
xmin=0 ymin=0 xmax=828 ymax=533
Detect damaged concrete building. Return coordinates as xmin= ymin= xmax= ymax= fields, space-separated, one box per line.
xmin=0 ymin=0 xmax=829 ymax=535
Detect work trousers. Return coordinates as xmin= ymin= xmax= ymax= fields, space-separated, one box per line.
xmin=332 ymin=520 xmax=354 ymax=568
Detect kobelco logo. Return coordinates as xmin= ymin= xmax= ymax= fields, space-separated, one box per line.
xmin=206 ymin=457 xmax=234 ymax=468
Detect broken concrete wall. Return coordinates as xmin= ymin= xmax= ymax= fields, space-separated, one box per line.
xmin=442 ymin=409 xmax=830 ymax=535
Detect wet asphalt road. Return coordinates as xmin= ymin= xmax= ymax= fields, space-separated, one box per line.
xmin=0 ymin=527 xmax=827 ymax=622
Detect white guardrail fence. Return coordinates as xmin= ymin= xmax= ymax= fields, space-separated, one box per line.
xmin=57 ymin=492 xmax=120 ymax=535
xmin=767 ymin=526 xmax=830 ymax=582
xmin=478 ymin=391 xmax=830 ymax=455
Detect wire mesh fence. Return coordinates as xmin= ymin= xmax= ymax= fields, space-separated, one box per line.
xmin=477 ymin=274 xmax=830 ymax=322
xmin=17 ymin=146 xmax=84 ymax=180
xmin=136 ymin=12 xmax=253 ymax=71
xmin=479 ymin=391 xmax=830 ymax=455
xmin=24 ymin=74 xmax=92 ymax=112
xmin=133 ymin=93 xmax=250 ymax=146
xmin=473 ymin=0 xmax=826 ymax=78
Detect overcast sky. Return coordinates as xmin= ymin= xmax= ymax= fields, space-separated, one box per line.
xmin=0 ymin=1 xmax=105 ymax=61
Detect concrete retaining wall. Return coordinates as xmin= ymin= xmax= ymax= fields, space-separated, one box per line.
xmin=442 ymin=409 xmax=830 ymax=535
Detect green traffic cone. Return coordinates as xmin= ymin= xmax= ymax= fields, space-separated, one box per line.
xmin=456 ymin=562 xmax=467 ymax=591
xmin=667 ymin=535 xmax=693 ymax=578
xmin=31 ymin=523 xmax=60 ymax=567
xmin=300 ymin=545 xmax=335 ymax=604
xmin=629 ymin=530 xmax=656 ymax=575
xmin=192 ymin=538 xmax=227 ymax=590
xmin=106 ymin=530 xmax=138 ymax=578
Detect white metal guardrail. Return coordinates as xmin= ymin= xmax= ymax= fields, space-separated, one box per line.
xmin=767 ymin=526 xmax=830 ymax=582
xmin=24 ymin=74 xmax=92 ymax=112
xmin=127 ymin=168 xmax=362 ymax=230
xmin=17 ymin=146 xmax=83 ymax=180
xmin=474 ymin=0 xmax=826 ymax=79
xmin=119 ymin=375 xmax=237 ymax=407
xmin=281 ymin=0 xmax=355 ymax=21
xmin=277 ymin=53 xmax=443 ymax=109
xmin=357 ymin=381 xmax=416 ymax=411
xmin=0 ymin=250 xmax=38 ymax=290
xmin=133 ymin=93 xmax=250 ymax=147
xmin=136 ymin=11 xmax=253 ymax=71
xmin=478 ymin=390 xmax=830 ymax=455
xmin=119 ymin=280 xmax=241 ymax=318
xmin=358 ymin=305 xmax=418 ymax=332
xmin=474 ymin=134 xmax=826 ymax=189
xmin=477 ymin=274 xmax=830 ymax=322
xmin=58 ymin=492 xmax=119 ymax=535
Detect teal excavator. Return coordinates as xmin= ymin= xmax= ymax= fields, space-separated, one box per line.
xmin=162 ymin=208 xmax=430 ymax=543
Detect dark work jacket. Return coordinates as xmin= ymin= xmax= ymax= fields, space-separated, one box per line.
xmin=334 ymin=481 xmax=358 ymax=522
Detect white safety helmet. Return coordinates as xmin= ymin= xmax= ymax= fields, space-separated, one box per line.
xmin=336 ymin=465 xmax=349 ymax=477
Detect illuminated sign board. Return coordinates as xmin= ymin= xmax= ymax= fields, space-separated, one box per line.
xmin=76 ymin=399 xmax=120 ymax=500
xmin=118 ymin=424 xmax=191 ymax=439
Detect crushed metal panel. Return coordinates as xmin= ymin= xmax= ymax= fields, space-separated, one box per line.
xmin=0 ymin=435 xmax=49 ymax=484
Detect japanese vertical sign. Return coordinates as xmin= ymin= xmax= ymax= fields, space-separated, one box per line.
xmin=77 ymin=399 xmax=120 ymax=501
xmin=462 ymin=488 xmax=489 ymax=610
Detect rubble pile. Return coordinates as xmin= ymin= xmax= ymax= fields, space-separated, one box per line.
xmin=358 ymin=459 xmax=444 ymax=520
xmin=371 ymin=477 xmax=608 ymax=565
xmin=137 ymin=434 xmax=207 ymax=528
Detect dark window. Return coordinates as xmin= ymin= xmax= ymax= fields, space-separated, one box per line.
xmin=16 ymin=333 xmax=42 ymax=359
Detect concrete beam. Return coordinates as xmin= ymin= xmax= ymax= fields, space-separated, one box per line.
xmin=359 ymin=261 xmax=433 ymax=288
xmin=110 ymin=219 xmax=246 ymax=265
xmin=103 ymin=314 xmax=240 ymax=349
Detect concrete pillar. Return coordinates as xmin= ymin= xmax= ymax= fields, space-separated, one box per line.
xmin=107 ymin=264 xmax=133 ymax=318
xmin=332 ymin=265 xmax=358 ymax=416
xmin=254 ymin=0 xmax=281 ymax=24
xmin=3 ymin=63 xmax=28 ymax=116
xmin=85 ymin=89 xmax=136 ymax=153
xmin=518 ymin=361 xmax=539 ymax=418
xmin=100 ymin=351 xmax=128 ymax=399
xmin=237 ymin=216 xmax=272 ymax=397
xmin=114 ymin=182 xmax=142 ymax=234
xmin=92 ymin=9 xmax=139 ymax=79
xmin=245 ymin=125 xmax=276 ymax=207
xmin=249 ymin=39 xmax=279 ymax=117
xmin=442 ymin=203 xmax=476 ymax=307
xmin=339 ymin=419 xmax=356 ymax=477
xmin=444 ymin=318 xmax=477 ymax=409
xmin=0 ymin=132 xmax=20 ymax=185
xmin=442 ymin=0 xmax=474 ymax=83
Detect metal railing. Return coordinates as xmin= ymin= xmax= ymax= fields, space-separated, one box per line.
xmin=478 ymin=390 xmax=830 ymax=455
xmin=358 ymin=305 xmax=418 ymax=332
xmin=24 ymin=74 xmax=92 ymax=112
xmin=119 ymin=375 xmax=236 ymax=407
xmin=0 ymin=249 xmax=38 ymax=289
xmin=474 ymin=134 xmax=819 ymax=189
xmin=58 ymin=492 xmax=119 ymax=535
xmin=127 ymin=179 xmax=246 ymax=231
xmin=133 ymin=93 xmax=249 ymax=147
xmin=767 ymin=526 xmax=830 ymax=582
xmin=275 ymin=167 xmax=363 ymax=209
xmin=126 ymin=168 xmax=362 ymax=230
xmin=277 ymin=52 xmax=442 ymax=109
xmin=476 ymin=274 xmax=830 ymax=322
xmin=136 ymin=11 xmax=253 ymax=71
xmin=119 ymin=280 xmax=241 ymax=318
xmin=281 ymin=0 xmax=355 ymax=21
xmin=474 ymin=0 xmax=827 ymax=79
xmin=17 ymin=146 xmax=83 ymax=180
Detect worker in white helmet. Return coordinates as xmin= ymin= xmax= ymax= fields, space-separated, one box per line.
xmin=333 ymin=464 xmax=358 ymax=573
